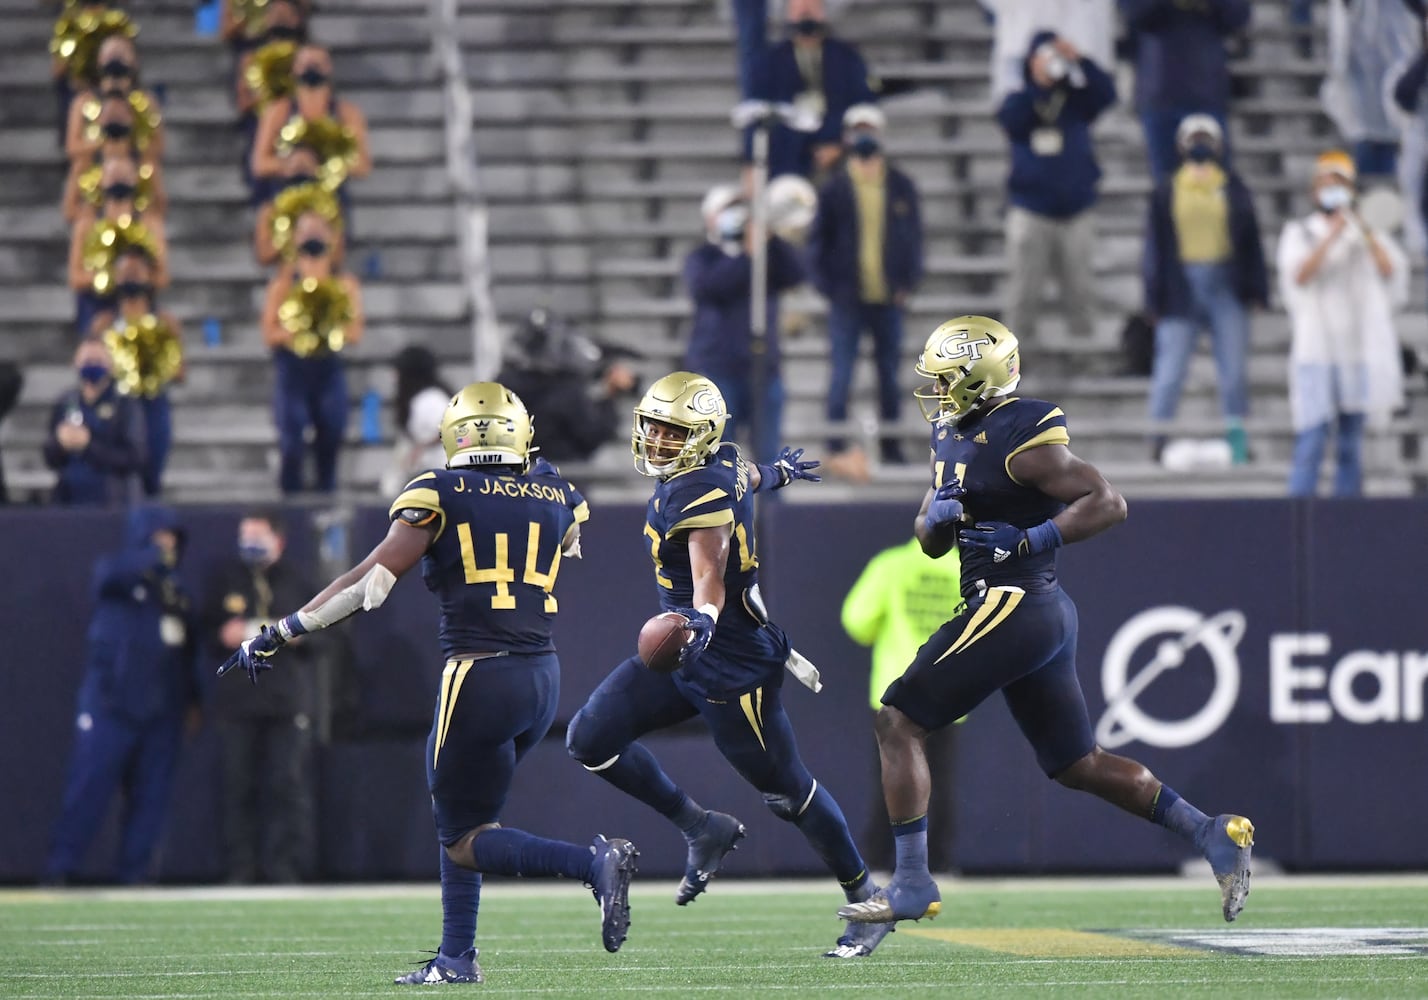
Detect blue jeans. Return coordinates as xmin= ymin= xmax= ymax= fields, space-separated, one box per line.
xmin=139 ymin=392 xmax=171 ymax=497
xmin=273 ymin=350 xmax=349 ymax=493
xmin=826 ymin=301 xmax=904 ymax=452
xmin=731 ymin=0 xmax=768 ymax=99
xmin=1148 ymin=263 xmax=1250 ymax=423
xmin=1139 ymin=108 xmax=1231 ymax=184
xmin=1288 ymin=412 xmax=1366 ymax=497
xmin=706 ymin=367 xmax=783 ymax=464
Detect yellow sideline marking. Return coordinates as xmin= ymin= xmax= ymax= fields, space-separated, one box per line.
xmin=902 ymin=927 xmax=1199 ymax=957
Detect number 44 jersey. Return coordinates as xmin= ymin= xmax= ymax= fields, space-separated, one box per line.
xmin=388 ymin=466 xmax=589 ymax=658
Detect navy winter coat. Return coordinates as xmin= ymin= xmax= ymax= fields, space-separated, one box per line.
xmin=808 ymin=163 xmax=924 ymax=306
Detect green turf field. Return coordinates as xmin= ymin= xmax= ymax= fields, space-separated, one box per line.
xmin=2 ymin=877 xmax=1426 ymax=998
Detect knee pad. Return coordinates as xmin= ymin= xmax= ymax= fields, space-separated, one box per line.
xmin=762 ymin=781 xmax=817 ymax=822
xmin=564 ymin=710 xmax=618 ymax=770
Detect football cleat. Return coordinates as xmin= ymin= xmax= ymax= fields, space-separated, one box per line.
xmin=1201 ymin=814 xmax=1254 ymax=922
xmin=676 ymin=811 xmax=747 ymax=905
xmin=394 ymin=948 xmax=482 ymax=985
xmin=589 ymin=834 xmax=639 ymax=953
xmin=837 ymin=876 xmax=942 ymax=924
xmin=824 ymin=918 xmax=895 ymax=958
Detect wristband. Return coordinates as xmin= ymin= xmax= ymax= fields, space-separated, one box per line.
xmin=697 ymin=603 xmax=720 ymax=624
xmin=1025 ymin=519 xmax=1064 ymax=556
xmin=276 ymin=613 xmax=308 ymax=641
xmin=753 ymin=463 xmax=781 ymax=492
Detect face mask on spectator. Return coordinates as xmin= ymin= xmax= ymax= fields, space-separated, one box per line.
xmin=297 ymin=238 xmax=329 ymax=257
xmin=296 ymin=68 xmax=330 ymax=88
xmin=238 ymin=542 xmax=275 ymax=567
xmin=787 ymin=17 xmax=823 ymax=37
xmin=267 ymin=25 xmax=302 ymax=42
xmin=79 ymin=364 xmax=109 ymax=384
xmin=100 ymin=59 xmax=133 ymax=79
xmin=715 ymin=205 xmax=748 ymax=243
xmin=116 ymin=280 xmax=153 ymax=300
xmin=104 ymin=182 xmax=136 ymax=202
xmin=850 ymin=133 xmax=881 ymax=160
xmin=1317 ymin=184 xmax=1353 ymax=212
xmin=101 ymin=121 xmax=132 ymax=140
xmin=1185 ymin=141 xmax=1218 ymax=164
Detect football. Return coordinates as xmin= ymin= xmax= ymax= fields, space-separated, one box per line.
xmin=638 ymin=611 xmax=691 ymax=673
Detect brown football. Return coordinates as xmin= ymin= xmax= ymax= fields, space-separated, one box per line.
xmin=638 ymin=611 xmax=691 ymax=673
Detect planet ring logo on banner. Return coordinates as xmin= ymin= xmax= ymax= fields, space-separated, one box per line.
xmin=1097 ymin=606 xmax=1246 ymax=749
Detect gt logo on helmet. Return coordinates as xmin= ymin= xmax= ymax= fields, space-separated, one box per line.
xmin=936 ymin=332 xmax=993 ymax=362
xmin=689 ymin=389 xmax=722 ymax=415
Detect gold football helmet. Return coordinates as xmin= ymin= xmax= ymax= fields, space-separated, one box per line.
xmin=913 ymin=315 xmax=1022 ymax=423
xmin=631 ymin=371 xmax=728 ymax=477
xmin=440 ymin=382 xmax=535 ymax=470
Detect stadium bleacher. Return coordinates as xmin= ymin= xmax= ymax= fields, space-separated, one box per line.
xmin=0 ymin=0 xmax=1423 ymax=503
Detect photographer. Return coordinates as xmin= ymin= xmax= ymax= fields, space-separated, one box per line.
xmin=497 ymin=309 xmax=639 ymax=463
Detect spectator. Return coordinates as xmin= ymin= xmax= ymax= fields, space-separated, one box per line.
xmin=808 ymin=103 xmax=924 ymax=470
xmin=1277 ymin=150 xmax=1408 ymax=497
xmin=235 ymin=0 xmax=306 ymax=192
xmin=1143 ymin=115 xmax=1267 ymax=465
xmin=380 ymin=345 xmax=454 ymax=496
xmin=997 ymin=32 xmax=1117 ymax=345
xmin=253 ymin=166 xmax=333 ymax=267
xmin=979 ymin=0 xmax=1117 ymax=102
xmin=1388 ymin=17 xmax=1428 ymax=256
xmin=1120 ymin=0 xmax=1250 ymax=182
xmin=497 ymin=310 xmax=639 ymax=466
xmin=745 ymin=0 xmax=878 ymax=181
xmin=69 ymin=154 xmax=169 ymax=335
xmin=89 ymin=252 xmax=183 ymax=498
xmin=49 ymin=1 xmax=135 ymax=146
xmin=206 ymin=510 xmax=318 ymax=883
xmin=44 ymin=505 xmax=200 ymax=885
xmin=260 ymin=209 xmax=365 ymax=494
xmin=0 ymin=362 xmax=22 ymax=505
xmin=683 ymin=185 xmax=806 ymax=461
xmin=64 ymin=136 xmax=167 ymax=227
xmin=841 ymin=537 xmax=961 ymax=872
xmin=65 ymin=35 xmax=165 ymax=166
xmin=251 ymin=44 xmax=371 ymax=215
xmin=1322 ymin=0 xmax=1418 ymax=180
xmin=43 ymin=337 xmax=144 ymax=506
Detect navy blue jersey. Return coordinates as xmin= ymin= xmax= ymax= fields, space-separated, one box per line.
xmin=932 ymin=397 xmax=1069 ymax=599
xmin=645 ymin=443 xmax=786 ymax=697
xmin=388 ymin=467 xmax=589 ymax=658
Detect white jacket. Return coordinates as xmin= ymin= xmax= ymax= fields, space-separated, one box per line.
xmin=1276 ymin=212 xmax=1407 ymax=431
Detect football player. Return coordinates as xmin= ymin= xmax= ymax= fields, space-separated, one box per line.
xmin=218 ymin=383 xmax=638 ymax=985
xmin=565 ymin=372 xmax=891 ymax=959
xmin=839 ymin=316 xmax=1255 ymax=928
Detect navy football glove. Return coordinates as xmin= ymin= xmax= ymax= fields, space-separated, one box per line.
xmin=757 ymin=447 xmax=821 ymax=491
xmin=957 ymin=519 xmax=1063 ymax=563
xmin=216 ymin=623 xmax=287 ymax=685
xmin=923 ymin=482 xmax=967 ymax=532
xmin=672 ymin=607 xmax=716 ymax=668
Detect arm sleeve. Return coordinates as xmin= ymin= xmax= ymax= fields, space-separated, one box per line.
xmin=1275 ymin=219 xmax=1312 ymax=308
xmin=903 ymin=173 xmax=925 ymax=289
xmin=1071 ymin=58 xmax=1119 ymax=119
xmin=1119 ymin=0 xmax=1177 ymax=29
xmin=1236 ymin=180 xmax=1270 ymax=308
xmin=92 ymin=547 xmax=161 ymax=600
xmin=1142 ymin=189 xmax=1169 ymax=314
xmin=840 ymin=552 xmax=889 ymax=647
xmin=1392 ymin=52 xmax=1428 ymax=112
xmin=807 ymin=183 xmax=838 ymax=297
xmin=684 ymin=248 xmax=753 ymax=303
xmin=1004 ymin=403 xmax=1071 ymax=483
xmin=43 ymin=399 xmax=69 ymax=470
xmin=84 ymin=400 xmax=145 ymax=473
xmin=996 ymin=90 xmax=1041 ymax=141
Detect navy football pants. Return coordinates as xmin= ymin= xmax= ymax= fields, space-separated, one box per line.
xmin=881 ymin=586 xmax=1095 ymax=777
xmin=425 ymin=653 xmax=558 ymax=846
